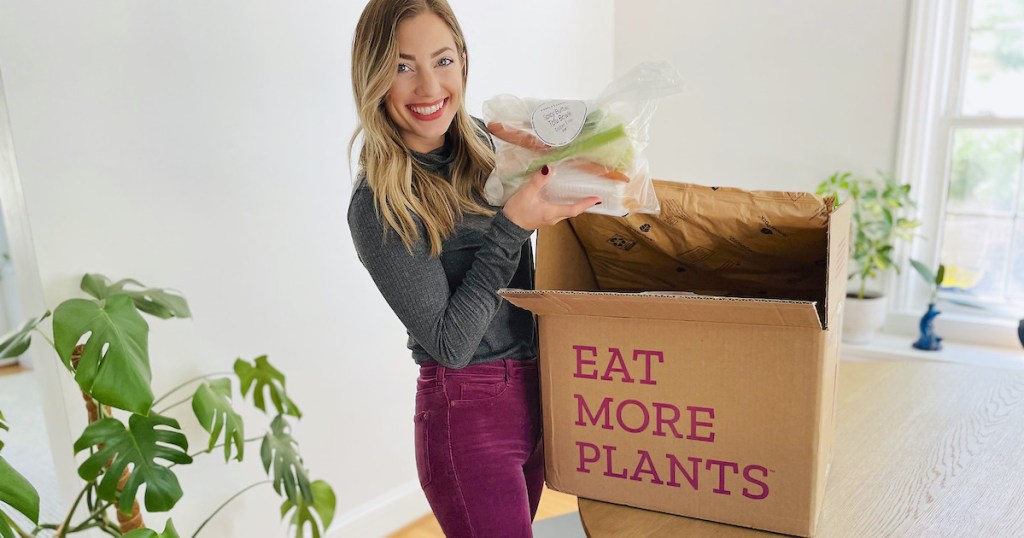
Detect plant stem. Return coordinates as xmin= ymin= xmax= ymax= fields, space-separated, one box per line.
xmin=69 ymin=501 xmax=112 ymax=532
xmin=98 ymin=500 xmax=116 ymax=535
xmin=86 ymin=483 xmax=95 ymax=512
xmin=85 ymin=518 xmax=121 ymax=537
xmin=33 ymin=327 xmax=56 ymax=350
xmin=190 ymin=479 xmax=274 ymax=532
xmin=55 ymin=483 xmax=91 ymax=538
xmin=1 ymin=511 xmax=33 ymax=538
xmin=153 ymin=372 xmax=233 ymax=407
xmin=38 ymin=499 xmax=111 ymax=534
xmin=66 ymin=521 xmax=102 ymax=532
xmin=97 ymin=524 xmax=120 ymax=537
xmin=155 ymin=394 xmax=194 ymax=415
xmin=191 ymin=480 xmax=273 ymax=538
xmin=70 ymin=516 xmax=118 ymax=537
xmin=181 ymin=436 xmax=264 ymax=462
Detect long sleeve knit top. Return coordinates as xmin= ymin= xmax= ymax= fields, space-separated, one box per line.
xmin=347 ymin=133 xmax=538 ymax=368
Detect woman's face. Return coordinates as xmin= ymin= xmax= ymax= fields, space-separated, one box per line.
xmin=385 ymin=13 xmax=464 ymax=154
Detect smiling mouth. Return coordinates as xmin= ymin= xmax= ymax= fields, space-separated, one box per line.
xmin=407 ymin=98 xmax=448 ymax=121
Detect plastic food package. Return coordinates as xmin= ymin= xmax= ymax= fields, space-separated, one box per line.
xmin=482 ymin=62 xmax=684 ymax=216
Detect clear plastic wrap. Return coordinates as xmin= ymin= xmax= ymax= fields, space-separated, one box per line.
xmin=483 ymin=62 xmax=684 ymax=216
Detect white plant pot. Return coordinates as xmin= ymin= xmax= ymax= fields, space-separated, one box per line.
xmin=842 ymin=294 xmax=887 ymax=344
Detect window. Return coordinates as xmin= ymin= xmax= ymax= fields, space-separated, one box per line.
xmin=895 ymin=0 xmax=1024 ymax=342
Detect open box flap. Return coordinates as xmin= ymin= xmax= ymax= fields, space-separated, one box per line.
xmin=824 ymin=202 xmax=852 ymax=330
xmin=500 ymin=289 xmax=823 ymax=329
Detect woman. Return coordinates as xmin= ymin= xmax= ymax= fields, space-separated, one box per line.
xmin=347 ymin=0 xmax=600 ymax=536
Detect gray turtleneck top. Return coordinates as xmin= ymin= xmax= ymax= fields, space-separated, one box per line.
xmin=347 ymin=133 xmax=538 ymax=369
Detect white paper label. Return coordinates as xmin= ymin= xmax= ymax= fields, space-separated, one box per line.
xmin=531 ymin=100 xmax=588 ymax=147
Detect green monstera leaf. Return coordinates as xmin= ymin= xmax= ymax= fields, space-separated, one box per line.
xmin=261 ymin=415 xmax=313 ymax=505
xmin=74 ymin=414 xmax=192 ymax=514
xmin=280 ymin=480 xmax=336 ymax=538
xmin=235 ymin=356 xmax=301 ymax=417
xmin=0 ymin=312 xmax=50 ymax=360
xmin=121 ymin=519 xmax=180 ymax=538
xmin=53 ymin=295 xmax=153 ymax=414
xmin=0 ymin=456 xmax=39 ymax=538
xmin=192 ymin=378 xmax=245 ymax=462
xmin=80 ymin=274 xmax=191 ymax=320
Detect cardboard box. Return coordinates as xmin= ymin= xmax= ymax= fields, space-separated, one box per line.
xmin=500 ymin=181 xmax=851 ymax=536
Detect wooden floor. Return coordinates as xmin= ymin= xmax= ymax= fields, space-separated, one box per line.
xmin=388 ymin=486 xmax=578 ymax=538
xmin=0 ymin=363 xmax=28 ymax=377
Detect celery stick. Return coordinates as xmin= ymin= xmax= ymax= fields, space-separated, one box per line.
xmin=515 ymin=123 xmax=629 ymax=178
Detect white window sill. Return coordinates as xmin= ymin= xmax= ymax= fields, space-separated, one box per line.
xmin=842 ymin=331 xmax=1024 ymax=370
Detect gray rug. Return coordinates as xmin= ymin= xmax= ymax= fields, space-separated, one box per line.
xmin=533 ymin=511 xmax=586 ymax=537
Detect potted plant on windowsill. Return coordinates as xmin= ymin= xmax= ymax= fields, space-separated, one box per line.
xmin=817 ymin=171 xmax=920 ymax=344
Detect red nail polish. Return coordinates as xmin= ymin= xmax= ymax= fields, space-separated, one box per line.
xmin=541 ymin=165 xmax=550 ymax=176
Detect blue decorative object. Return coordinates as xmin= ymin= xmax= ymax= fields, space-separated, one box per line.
xmin=913 ymin=303 xmax=943 ymax=351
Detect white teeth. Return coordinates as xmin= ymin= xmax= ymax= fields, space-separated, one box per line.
xmin=411 ymin=99 xmax=445 ymax=116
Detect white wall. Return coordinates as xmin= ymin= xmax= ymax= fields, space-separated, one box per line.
xmin=616 ymin=0 xmax=910 ymax=192
xmin=0 ymin=1 xmax=612 ymax=536
xmin=0 ymin=0 xmax=910 ymax=534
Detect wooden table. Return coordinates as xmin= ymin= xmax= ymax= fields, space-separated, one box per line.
xmin=577 ymin=359 xmax=1024 ymax=537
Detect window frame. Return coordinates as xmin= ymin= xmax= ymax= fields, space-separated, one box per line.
xmin=891 ymin=0 xmax=1023 ymax=349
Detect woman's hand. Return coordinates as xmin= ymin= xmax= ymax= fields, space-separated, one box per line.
xmin=502 ymin=166 xmax=602 ymax=231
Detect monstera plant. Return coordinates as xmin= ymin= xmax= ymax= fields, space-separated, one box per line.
xmin=0 ymin=274 xmax=334 ymax=538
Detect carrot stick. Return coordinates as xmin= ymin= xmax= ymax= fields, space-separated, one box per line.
xmin=487 ymin=122 xmax=550 ymax=152
xmin=564 ymin=158 xmax=631 ymax=182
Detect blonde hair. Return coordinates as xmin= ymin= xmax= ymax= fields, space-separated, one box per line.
xmin=350 ymin=0 xmax=496 ymax=256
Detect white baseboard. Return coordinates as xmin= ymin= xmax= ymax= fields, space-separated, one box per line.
xmin=328 ymin=480 xmax=430 ymax=537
